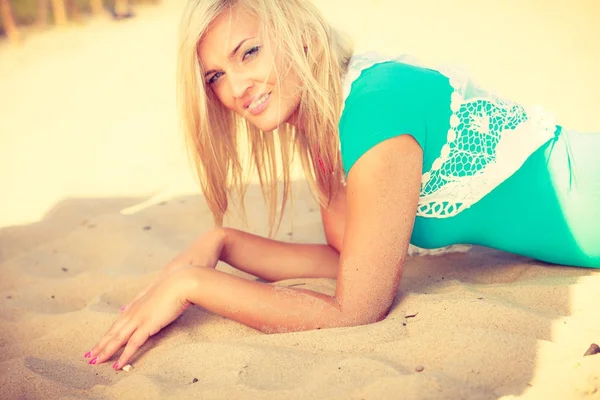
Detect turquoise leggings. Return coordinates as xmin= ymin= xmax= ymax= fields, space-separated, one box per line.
xmin=412 ymin=127 xmax=600 ymax=268
xmin=543 ymin=128 xmax=600 ymax=267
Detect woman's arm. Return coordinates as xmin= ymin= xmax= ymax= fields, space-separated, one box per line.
xmin=125 ymin=219 xmax=340 ymax=310
xmin=212 ymin=134 xmax=422 ymax=329
xmin=320 ymin=183 xmax=346 ymax=253
xmin=219 ymin=134 xmax=421 ymax=328
xmin=219 ymin=228 xmax=340 ymax=280
xmin=88 ymin=135 xmax=422 ymax=368
xmin=169 ymin=227 xmax=340 ymax=281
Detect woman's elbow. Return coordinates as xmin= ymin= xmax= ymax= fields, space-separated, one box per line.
xmin=325 ymin=234 xmax=342 ymax=254
xmin=330 ymin=300 xmax=394 ymax=329
xmin=347 ymin=308 xmax=391 ymax=327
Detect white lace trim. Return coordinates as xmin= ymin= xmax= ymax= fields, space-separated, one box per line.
xmin=342 ymin=52 xmax=556 ymax=219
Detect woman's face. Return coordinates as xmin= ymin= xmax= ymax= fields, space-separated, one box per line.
xmin=198 ymin=5 xmax=302 ymax=132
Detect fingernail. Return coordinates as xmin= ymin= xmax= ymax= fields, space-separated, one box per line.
xmin=84 ymin=351 xmax=91 ymax=359
xmin=89 ymin=357 xmax=98 ymax=365
xmin=113 ymin=361 xmax=119 ymax=370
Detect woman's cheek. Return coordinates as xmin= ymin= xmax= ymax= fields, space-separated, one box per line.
xmin=213 ymin=91 xmax=234 ymax=111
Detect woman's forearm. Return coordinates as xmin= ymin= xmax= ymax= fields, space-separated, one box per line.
xmin=165 ymin=228 xmax=227 ymax=270
xmin=166 ymin=227 xmax=339 ymax=282
xmin=220 ymin=228 xmax=339 ymax=281
xmin=180 ymin=265 xmax=365 ymax=333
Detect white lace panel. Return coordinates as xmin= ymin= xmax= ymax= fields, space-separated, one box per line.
xmin=342 ymin=52 xmax=557 ymax=219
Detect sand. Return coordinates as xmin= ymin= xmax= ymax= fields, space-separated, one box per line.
xmin=1 ymin=1 xmax=599 ymax=399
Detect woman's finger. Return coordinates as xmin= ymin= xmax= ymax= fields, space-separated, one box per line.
xmin=87 ymin=310 xmax=135 ymax=361
xmin=93 ymin=322 xmax=137 ymax=365
xmin=113 ymin=329 xmax=151 ymax=370
xmin=129 ymin=290 xmax=149 ymax=306
xmin=87 ymin=316 xmax=127 ymax=361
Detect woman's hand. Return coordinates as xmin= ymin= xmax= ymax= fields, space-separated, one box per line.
xmin=121 ymin=262 xmax=192 ymax=312
xmin=85 ymin=266 xmax=197 ymax=369
xmin=121 ymin=228 xmax=226 ymax=312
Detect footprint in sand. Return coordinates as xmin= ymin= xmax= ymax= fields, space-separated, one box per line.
xmin=2 ymin=282 xmax=88 ymax=316
xmin=238 ymin=355 xmax=404 ymax=392
xmin=86 ymin=274 xmax=156 ymax=313
xmin=307 ymin=357 xmax=405 ymax=386
xmin=87 ymin=290 xmax=128 ymax=313
xmin=25 ymin=356 xmax=111 ymax=390
xmin=11 ymin=247 xmax=91 ymax=279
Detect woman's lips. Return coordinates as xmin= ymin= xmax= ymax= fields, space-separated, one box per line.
xmin=246 ymin=92 xmax=271 ymax=116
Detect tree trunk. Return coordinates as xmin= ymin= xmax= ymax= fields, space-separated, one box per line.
xmin=50 ymin=0 xmax=68 ymax=25
xmin=66 ymin=0 xmax=80 ymax=21
xmin=37 ymin=0 xmax=50 ymax=27
xmin=114 ymin=0 xmax=129 ymax=16
xmin=0 ymin=0 xmax=20 ymax=42
xmin=90 ymin=0 xmax=104 ymax=15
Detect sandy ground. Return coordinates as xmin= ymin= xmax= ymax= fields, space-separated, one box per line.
xmin=1 ymin=1 xmax=599 ymax=399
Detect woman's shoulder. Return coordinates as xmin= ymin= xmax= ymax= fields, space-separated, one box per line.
xmin=338 ymin=53 xmax=443 ymax=175
xmin=342 ymin=52 xmax=447 ymax=102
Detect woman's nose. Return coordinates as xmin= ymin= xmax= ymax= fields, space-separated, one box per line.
xmin=228 ymin=72 xmax=253 ymax=99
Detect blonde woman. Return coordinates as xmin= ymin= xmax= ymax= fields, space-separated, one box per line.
xmin=85 ymin=0 xmax=600 ymax=369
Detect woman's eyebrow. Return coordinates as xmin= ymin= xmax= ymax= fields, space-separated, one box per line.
xmin=230 ymin=37 xmax=255 ymax=58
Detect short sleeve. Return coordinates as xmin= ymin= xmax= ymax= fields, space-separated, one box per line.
xmin=339 ymin=61 xmax=431 ymax=176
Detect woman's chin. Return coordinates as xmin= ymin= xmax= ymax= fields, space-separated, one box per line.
xmin=245 ymin=116 xmax=289 ymax=132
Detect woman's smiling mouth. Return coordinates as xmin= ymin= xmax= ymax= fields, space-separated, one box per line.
xmin=246 ymin=92 xmax=272 ymax=115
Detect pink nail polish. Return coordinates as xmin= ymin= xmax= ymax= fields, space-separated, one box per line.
xmin=113 ymin=361 xmax=119 ymax=370
xmin=84 ymin=351 xmax=91 ymax=359
xmin=89 ymin=357 xmax=98 ymax=365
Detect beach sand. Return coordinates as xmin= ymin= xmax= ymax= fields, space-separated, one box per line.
xmin=1 ymin=1 xmax=599 ymax=399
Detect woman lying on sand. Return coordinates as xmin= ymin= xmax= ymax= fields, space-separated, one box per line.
xmin=85 ymin=0 xmax=600 ymax=369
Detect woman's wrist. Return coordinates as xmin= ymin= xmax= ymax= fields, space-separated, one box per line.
xmin=197 ymin=226 xmax=227 ymax=267
xmin=171 ymin=264 xmax=209 ymax=302
xmin=166 ymin=227 xmax=227 ymax=270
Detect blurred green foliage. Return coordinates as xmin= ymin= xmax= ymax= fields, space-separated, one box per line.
xmin=1 ymin=0 xmax=161 ymax=35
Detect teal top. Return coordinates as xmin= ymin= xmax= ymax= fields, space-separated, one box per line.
xmin=340 ymin=61 xmax=446 ymax=175
xmin=338 ymin=53 xmax=599 ymax=267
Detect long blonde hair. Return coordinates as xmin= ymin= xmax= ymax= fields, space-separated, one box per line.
xmin=177 ymin=0 xmax=353 ymax=235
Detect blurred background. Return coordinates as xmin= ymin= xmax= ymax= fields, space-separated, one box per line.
xmin=0 ymin=0 xmax=159 ymax=35
xmin=0 ymin=0 xmax=599 ymax=230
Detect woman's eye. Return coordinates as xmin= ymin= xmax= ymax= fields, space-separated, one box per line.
xmin=242 ymin=46 xmax=260 ymax=62
xmin=207 ymin=72 xmax=224 ymax=85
